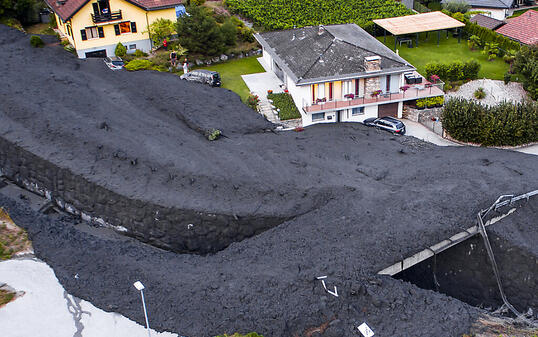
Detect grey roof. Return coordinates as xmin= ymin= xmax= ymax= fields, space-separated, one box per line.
xmin=470 ymin=14 xmax=505 ymax=29
xmin=255 ymin=24 xmax=414 ymax=85
xmin=442 ymin=0 xmax=513 ymax=9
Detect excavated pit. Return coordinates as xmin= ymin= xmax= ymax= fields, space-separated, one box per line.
xmin=395 ymin=218 xmax=538 ymax=319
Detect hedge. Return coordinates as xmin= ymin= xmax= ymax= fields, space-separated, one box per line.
xmin=463 ymin=20 xmax=520 ymax=52
xmin=442 ymin=97 xmax=538 ymax=146
xmin=425 ymin=59 xmax=480 ymax=82
xmin=268 ymin=92 xmax=301 ymax=120
xmin=225 ymin=0 xmax=412 ymax=32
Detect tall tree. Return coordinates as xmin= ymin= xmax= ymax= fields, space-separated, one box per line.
xmin=176 ymin=5 xmax=225 ymax=56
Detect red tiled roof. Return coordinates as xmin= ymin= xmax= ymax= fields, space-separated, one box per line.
xmin=45 ymin=0 xmax=183 ymax=21
xmin=495 ymin=10 xmax=538 ymax=45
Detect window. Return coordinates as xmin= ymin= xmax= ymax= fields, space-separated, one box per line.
xmin=317 ymin=84 xmax=325 ymax=99
xmin=129 ymin=44 xmax=136 ymax=50
xmin=66 ymin=24 xmax=72 ymax=36
xmin=115 ymin=22 xmax=136 ymax=35
xmin=342 ymin=80 xmax=352 ymax=95
xmin=83 ymin=26 xmax=99 ymax=40
xmin=312 ymin=112 xmax=325 ymax=122
xmin=119 ymin=22 xmax=130 ymax=33
xmin=352 ymin=107 xmax=364 ymax=116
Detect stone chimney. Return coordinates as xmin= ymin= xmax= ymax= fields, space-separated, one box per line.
xmin=364 ymin=55 xmax=381 ymax=95
xmin=364 ymin=55 xmax=381 ymax=72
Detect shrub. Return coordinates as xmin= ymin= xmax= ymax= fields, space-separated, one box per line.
xmin=246 ymin=94 xmax=259 ymax=110
xmin=444 ymin=83 xmax=453 ymax=91
xmin=133 ymin=49 xmax=148 ymax=58
xmin=482 ymin=42 xmax=500 ymax=61
xmin=467 ymin=35 xmax=481 ymax=50
xmin=442 ymin=97 xmax=538 ymax=146
xmin=513 ymin=45 xmax=538 ymax=100
xmin=443 ymin=0 xmax=470 ymax=13
xmin=426 ymin=59 xmax=480 ymax=82
xmin=29 ymin=35 xmax=44 ymax=48
xmin=473 ymin=87 xmax=486 ymax=99
xmin=452 ymin=12 xmax=465 ymax=22
xmin=225 ymin=0 xmax=412 ymax=31
xmin=115 ymin=42 xmax=127 ymax=57
xmin=463 ymin=21 xmax=520 ymax=52
xmin=207 ymin=129 xmax=221 ymax=141
xmin=189 ymin=0 xmax=205 ymax=5
xmin=124 ymin=59 xmax=154 ymax=71
xmin=268 ymin=93 xmax=301 ymax=120
xmin=504 ymin=72 xmax=511 ymax=85
xmin=146 ymin=18 xmax=176 ymax=45
xmin=221 ymin=19 xmax=238 ymax=46
xmin=462 ymin=59 xmax=480 ymax=80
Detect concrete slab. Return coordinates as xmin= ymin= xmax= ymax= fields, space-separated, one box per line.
xmin=403 ymin=119 xmax=457 ymax=147
xmin=241 ymin=72 xmax=284 ymax=97
xmin=0 ymin=259 xmax=177 ymax=337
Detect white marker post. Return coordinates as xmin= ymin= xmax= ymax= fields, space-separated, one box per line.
xmin=133 ymin=281 xmax=151 ymax=337
xmin=358 ymin=322 xmax=374 ymax=337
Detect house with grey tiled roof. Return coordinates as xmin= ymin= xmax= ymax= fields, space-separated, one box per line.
xmin=469 ymin=13 xmax=506 ymax=29
xmin=255 ymin=24 xmax=444 ymax=127
xmin=45 ymin=0 xmax=185 ymax=58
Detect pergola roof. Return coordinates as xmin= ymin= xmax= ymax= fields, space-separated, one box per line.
xmin=373 ymin=11 xmax=465 ymax=36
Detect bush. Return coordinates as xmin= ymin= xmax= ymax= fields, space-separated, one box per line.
xmin=416 ymin=96 xmax=444 ymax=108
xmin=115 ymin=42 xmax=126 ymax=57
xmin=221 ymin=19 xmax=238 ymax=46
xmin=246 ymin=94 xmax=259 ymax=110
xmin=268 ymin=93 xmax=301 ymax=120
xmin=189 ymin=0 xmax=205 ymax=5
xmin=225 ymin=0 xmax=412 ymax=31
xmin=442 ymin=97 xmax=538 ymax=146
xmin=473 ymin=87 xmax=486 ymax=99
xmin=124 ymin=59 xmax=154 ymax=71
xmin=513 ymin=45 xmax=538 ymax=100
xmin=464 ymin=20 xmax=520 ymax=52
xmin=443 ymin=0 xmax=470 ymax=13
xmin=467 ymin=35 xmax=481 ymax=50
xmin=482 ymin=42 xmax=500 ymax=61
xmin=29 ymin=35 xmax=44 ymax=48
xmin=452 ymin=12 xmax=465 ymax=22
xmin=207 ymin=129 xmax=221 ymax=141
xmin=444 ymin=83 xmax=453 ymax=91
xmin=425 ymin=59 xmax=480 ymax=82
xmin=133 ymin=49 xmax=148 ymax=57
xmin=146 ymin=18 xmax=176 ymax=45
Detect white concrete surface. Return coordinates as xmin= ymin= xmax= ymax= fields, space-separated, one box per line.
xmin=241 ymin=72 xmax=284 ymax=97
xmin=403 ymin=119 xmax=457 ymax=147
xmin=0 ymin=258 xmax=177 ymax=337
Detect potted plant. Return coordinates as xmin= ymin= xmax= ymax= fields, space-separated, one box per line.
xmin=267 ymin=89 xmax=273 ymax=94
xmin=430 ymin=74 xmax=440 ymax=84
xmin=371 ymin=90 xmax=382 ymax=99
xmin=400 ymin=85 xmax=410 ymax=97
xmin=416 ymin=99 xmax=425 ymax=110
xmin=344 ymin=93 xmax=355 ymax=99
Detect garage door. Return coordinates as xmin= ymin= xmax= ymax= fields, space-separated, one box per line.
xmin=378 ymin=102 xmax=398 ymax=118
xmin=85 ymin=49 xmax=107 ymax=58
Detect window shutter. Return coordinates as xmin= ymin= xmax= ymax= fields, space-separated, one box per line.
xmin=80 ymin=29 xmax=87 ymax=41
xmin=114 ymin=24 xmax=120 ymax=35
xmin=130 ymin=22 xmax=137 ymax=33
xmin=98 ymin=26 xmax=104 ymax=38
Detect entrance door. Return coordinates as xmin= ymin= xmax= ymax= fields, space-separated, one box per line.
xmin=336 ymin=110 xmax=344 ymax=122
xmin=85 ymin=49 xmax=107 ymax=58
xmin=378 ymin=102 xmax=398 ymax=118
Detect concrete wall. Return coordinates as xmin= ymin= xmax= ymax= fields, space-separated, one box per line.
xmin=0 ymin=137 xmax=289 ymax=254
xmin=471 ymin=7 xmax=510 ymax=20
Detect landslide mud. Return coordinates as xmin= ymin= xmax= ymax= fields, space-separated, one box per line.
xmin=1 ymin=25 xmax=538 ymax=336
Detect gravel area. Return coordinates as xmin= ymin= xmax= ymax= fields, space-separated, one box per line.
xmin=446 ymin=79 xmax=529 ymax=106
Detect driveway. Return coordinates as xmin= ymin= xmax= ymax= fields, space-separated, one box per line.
xmin=0 ymin=258 xmax=177 ymax=337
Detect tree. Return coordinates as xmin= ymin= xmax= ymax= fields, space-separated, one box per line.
xmin=115 ymin=42 xmax=126 ymax=57
xmin=176 ymin=5 xmax=225 ymax=56
xmin=1 ymin=0 xmax=39 ymax=24
xmin=513 ymin=45 xmax=538 ymax=100
xmin=146 ymin=18 xmax=176 ymax=45
xmin=220 ymin=19 xmax=237 ymax=46
xmin=443 ymin=0 xmax=470 ymax=13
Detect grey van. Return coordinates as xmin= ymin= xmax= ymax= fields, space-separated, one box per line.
xmin=180 ymin=70 xmax=221 ymax=87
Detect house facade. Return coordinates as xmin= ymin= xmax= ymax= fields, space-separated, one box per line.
xmin=443 ymin=0 xmax=534 ymax=20
xmin=45 ymin=0 xmax=184 ymax=58
xmin=255 ymin=24 xmax=444 ymax=127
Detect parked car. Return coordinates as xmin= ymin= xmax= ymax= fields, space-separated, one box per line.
xmin=180 ymin=70 xmax=221 ymax=87
xmin=104 ymin=56 xmax=124 ymax=70
xmin=363 ymin=116 xmax=406 ymax=135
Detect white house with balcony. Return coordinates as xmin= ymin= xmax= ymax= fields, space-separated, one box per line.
xmin=254 ymin=24 xmax=444 ymax=127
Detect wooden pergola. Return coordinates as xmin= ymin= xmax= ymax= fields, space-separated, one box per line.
xmin=373 ymin=12 xmax=466 ymax=50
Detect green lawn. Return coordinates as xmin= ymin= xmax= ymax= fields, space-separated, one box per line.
xmin=199 ymin=56 xmax=265 ymax=102
xmin=507 ymin=6 xmax=538 ymax=18
xmin=377 ymin=35 xmax=509 ymax=80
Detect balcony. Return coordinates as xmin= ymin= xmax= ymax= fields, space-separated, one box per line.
xmin=91 ymin=10 xmax=122 ymax=24
xmin=303 ymin=75 xmax=444 ymax=113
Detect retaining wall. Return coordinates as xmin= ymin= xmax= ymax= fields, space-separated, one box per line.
xmin=0 ymin=137 xmax=288 ymax=254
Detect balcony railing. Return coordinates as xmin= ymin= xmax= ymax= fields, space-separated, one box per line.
xmin=91 ymin=10 xmax=122 ymax=24
xmin=303 ymin=77 xmax=444 ymax=113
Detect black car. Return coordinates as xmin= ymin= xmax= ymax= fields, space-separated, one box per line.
xmin=363 ymin=116 xmax=406 ymax=135
xmin=180 ymin=69 xmax=221 ymax=87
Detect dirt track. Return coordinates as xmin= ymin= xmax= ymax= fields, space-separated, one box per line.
xmin=0 ymin=25 xmax=537 ymax=336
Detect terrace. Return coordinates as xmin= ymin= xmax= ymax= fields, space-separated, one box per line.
xmin=303 ymin=72 xmax=444 ymax=113
xmin=91 ymin=10 xmax=122 ymax=24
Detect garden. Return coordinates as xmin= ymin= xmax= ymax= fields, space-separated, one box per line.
xmin=225 ymin=0 xmax=412 ymax=31
xmin=267 ymin=92 xmax=301 ymax=120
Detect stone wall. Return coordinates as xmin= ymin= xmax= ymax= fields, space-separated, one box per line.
xmin=0 ymin=137 xmax=288 ymax=254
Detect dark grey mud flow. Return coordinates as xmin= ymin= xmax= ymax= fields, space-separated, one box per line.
xmin=1 ymin=25 xmax=537 ymax=336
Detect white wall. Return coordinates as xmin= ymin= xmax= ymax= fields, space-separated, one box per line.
xmin=262 ymin=49 xmax=273 ymax=71
xmin=471 ymin=7 xmax=509 ymax=20
xmin=287 ymin=79 xmax=312 ymax=113
xmin=340 ymin=105 xmax=378 ymax=123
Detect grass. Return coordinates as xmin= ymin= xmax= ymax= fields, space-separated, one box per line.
xmin=0 ymin=289 xmax=15 ymax=307
xmin=198 ymin=56 xmax=265 ymax=102
xmin=377 ymin=35 xmax=509 ymax=80
xmin=0 ymin=208 xmax=32 ymax=260
xmin=24 ymin=23 xmax=55 ymax=35
xmin=507 ymin=6 xmax=538 ymax=18
xmin=267 ymin=93 xmax=301 ymax=120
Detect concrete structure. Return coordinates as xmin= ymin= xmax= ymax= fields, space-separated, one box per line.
xmin=255 ymin=24 xmax=444 ymax=127
xmin=45 ymin=0 xmax=184 ymax=58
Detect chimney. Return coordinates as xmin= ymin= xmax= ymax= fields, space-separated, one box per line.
xmin=318 ymin=25 xmax=324 ymax=35
xmin=364 ymin=55 xmax=381 ymax=72
xmin=56 ymin=0 xmax=66 ymax=5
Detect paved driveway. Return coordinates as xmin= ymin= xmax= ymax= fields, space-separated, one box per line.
xmin=241 ymin=72 xmax=284 ymax=97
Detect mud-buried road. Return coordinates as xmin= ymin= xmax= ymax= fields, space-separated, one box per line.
xmin=0 ymin=25 xmax=537 ymax=336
